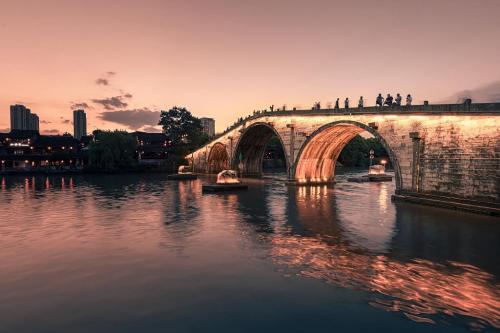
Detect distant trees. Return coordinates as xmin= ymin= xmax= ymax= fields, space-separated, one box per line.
xmin=158 ymin=106 xmax=209 ymax=167
xmin=88 ymin=130 xmax=137 ymax=171
xmin=337 ymin=135 xmax=390 ymax=168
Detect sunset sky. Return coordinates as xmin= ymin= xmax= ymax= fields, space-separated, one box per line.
xmin=1 ymin=0 xmax=499 ymax=134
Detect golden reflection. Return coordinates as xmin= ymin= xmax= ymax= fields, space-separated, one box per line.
xmin=378 ymin=183 xmax=388 ymax=214
xmin=270 ymin=235 xmax=500 ymax=329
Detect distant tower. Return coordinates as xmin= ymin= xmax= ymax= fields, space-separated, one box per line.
xmin=73 ymin=109 xmax=87 ymax=140
xmin=10 ymin=104 xmax=32 ymax=131
xmin=29 ymin=113 xmax=39 ymax=131
xmin=200 ymin=117 xmax=215 ymax=137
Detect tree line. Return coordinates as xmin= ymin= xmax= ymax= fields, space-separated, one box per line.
xmin=88 ymin=107 xmax=208 ymax=172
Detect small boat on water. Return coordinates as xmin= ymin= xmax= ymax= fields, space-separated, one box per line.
xmin=202 ymin=170 xmax=248 ymax=192
xmin=347 ymin=164 xmax=393 ymax=183
xmin=167 ymin=165 xmax=198 ymax=180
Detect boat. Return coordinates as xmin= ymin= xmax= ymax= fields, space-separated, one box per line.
xmin=167 ymin=165 xmax=198 ymax=180
xmin=347 ymin=164 xmax=393 ymax=183
xmin=202 ymin=170 xmax=248 ymax=192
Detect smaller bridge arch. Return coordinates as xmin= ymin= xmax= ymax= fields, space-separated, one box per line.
xmin=233 ymin=122 xmax=289 ymax=177
xmin=293 ymin=120 xmax=402 ymax=190
xmin=207 ymin=142 xmax=230 ymax=174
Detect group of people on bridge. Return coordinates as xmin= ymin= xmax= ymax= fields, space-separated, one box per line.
xmin=329 ymin=93 xmax=413 ymax=109
xmin=224 ymin=93 xmax=415 ymax=133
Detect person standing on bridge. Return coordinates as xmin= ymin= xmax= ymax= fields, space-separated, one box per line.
xmin=376 ymin=94 xmax=384 ymax=107
xmin=406 ymin=94 xmax=413 ymax=106
xmin=335 ymin=98 xmax=340 ymax=109
xmin=395 ymin=93 xmax=402 ymax=106
xmin=345 ymin=98 xmax=349 ymax=109
xmin=358 ymin=96 xmax=364 ymax=108
xmin=384 ymin=94 xmax=393 ymax=106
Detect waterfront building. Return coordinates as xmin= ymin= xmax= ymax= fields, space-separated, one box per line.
xmin=0 ymin=130 xmax=88 ymax=171
xmin=133 ymin=132 xmax=169 ymax=164
xmin=73 ymin=109 xmax=87 ymax=140
xmin=200 ymin=117 xmax=215 ymax=137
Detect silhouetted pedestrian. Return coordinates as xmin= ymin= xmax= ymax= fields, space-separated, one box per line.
xmin=384 ymin=94 xmax=393 ymax=106
xmin=358 ymin=96 xmax=364 ymax=108
xmin=395 ymin=93 xmax=402 ymax=106
xmin=335 ymin=98 xmax=340 ymax=109
xmin=344 ymin=98 xmax=349 ymax=109
xmin=376 ymin=94 xmax=384 ymax=107
xmin=406 ymin=94 xmax=412 ymax=106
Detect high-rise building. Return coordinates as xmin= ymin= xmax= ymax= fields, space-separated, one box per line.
xmin=10 ymin=104 xmax=39 ymax=131
xmin=10 ymin=104 xmax=32 ymax=130
xmin=200 ymin=117 xmax=215 ymax=137
xmin=29 ymin=113 xmax=39 ymax=131
xmin=73 ymin=109 xmax=87 ymax=140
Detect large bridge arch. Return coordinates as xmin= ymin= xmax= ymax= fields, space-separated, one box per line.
xmin=293 ymin=120 xmax=402 ymax=190
xmin=233 ymin=122 xmax=289 ymax=177
xmin=207 ymin=142 xmax=230 ymax=174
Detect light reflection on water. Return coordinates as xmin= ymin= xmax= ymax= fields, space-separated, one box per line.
xmin=0 ymin=173 xmax=499 ymax=332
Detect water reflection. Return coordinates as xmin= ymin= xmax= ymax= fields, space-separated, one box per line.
xmin=0 ymin=173 xmax=499 ymax=332
xmin=269 ymin=234 xmax=499 ymax=329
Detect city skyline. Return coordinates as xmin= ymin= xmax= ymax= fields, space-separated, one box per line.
xmin=1 ymin=0 xmax=500 ymax=135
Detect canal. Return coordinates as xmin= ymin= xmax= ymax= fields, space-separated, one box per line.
xmin=0 ymin=172 xmax=498 ymax=332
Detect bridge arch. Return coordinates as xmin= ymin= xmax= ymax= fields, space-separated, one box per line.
xmin=233 ymin=122 xmax=289 ymax=177
xmin=293 ymin=120 xmax=402 ymax=190
xmin=207 ymin=142 xmax=230 ymax=174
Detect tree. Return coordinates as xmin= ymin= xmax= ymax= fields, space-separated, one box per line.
xmin=338 ymin=135 xmax=369 ymax=167
xmin=158 ymin=107 xmax=209 ymax=167
xmin=337 ymin=135 xmax=391 ymax=168
xmin=89 ymin=130 xmax=137 ymax=171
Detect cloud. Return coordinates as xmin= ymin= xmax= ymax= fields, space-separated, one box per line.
xmin=95 ymin=78 xmax=109 ymax=86
xmin=41 ymin=120 xmax=51 ymax=124
xmin=61 ymin=118 xmax=71 ymax=124
xmin=71 ymin=102 xmax=90 ymax=110
xmin=95 ymin=71 xmax=116 ymax=86
xmin=92 ymin=94 xmax=132 ymax=110
xmin=445 ymin=80 xmax=500 ymax=103
xmin=41 ymin=129 xmax=59 ymax=135
xmin=99 ymin=108 xmax=161 ymax=130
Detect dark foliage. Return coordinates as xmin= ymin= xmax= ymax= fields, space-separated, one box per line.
xmin=158 ymin=106 xmax=209 ymax=168
xmin=88 ymin=130 xmax=137 ymax=171
xmin=338 ymin=135 xmax=391 ymax=167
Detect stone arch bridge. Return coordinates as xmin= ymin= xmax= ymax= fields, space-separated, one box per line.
xmin=190 ymin=103 xmax=500 ymax=213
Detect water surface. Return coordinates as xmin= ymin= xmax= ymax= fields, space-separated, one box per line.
xmin=0 ymin=173 xmax=499 ymax=332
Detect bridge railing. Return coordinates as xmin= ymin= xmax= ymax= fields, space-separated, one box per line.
xmin=206 ymin=102 xmax=500 ymax=144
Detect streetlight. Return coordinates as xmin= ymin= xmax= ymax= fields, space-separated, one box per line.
xmin=380 ymin=159 xmax=387 ymax=173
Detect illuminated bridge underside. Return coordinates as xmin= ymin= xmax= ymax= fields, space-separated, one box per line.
xmin=295 ymin=124 xmax=364 ymax=183
xmin=207 ymin=142 xmax=229 ymax=174
xmin=190 ymin=103 xmax=500 ymax=209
